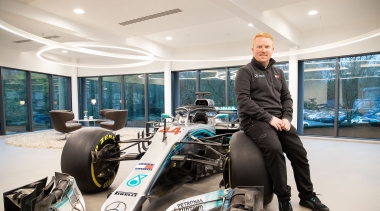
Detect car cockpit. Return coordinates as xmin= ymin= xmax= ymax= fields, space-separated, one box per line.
xmin=158 ymin=92 xmax=239 ymax=134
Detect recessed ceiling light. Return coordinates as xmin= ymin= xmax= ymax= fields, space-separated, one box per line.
xmin=308 ymin=10 xmax=318 ymax=15
xmin=166 ymin=37 xmax=172 ymax=40
xmin=248 ymin=23 xmax=254 ymax=27
xmin=62 ymin=50 xmax=67 ymax=53
xmin=73 ymin=9 xmax=84 ymax=14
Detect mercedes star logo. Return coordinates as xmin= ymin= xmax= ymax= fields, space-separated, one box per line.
xmin=104 ymin=201 xmax=127 ymax=211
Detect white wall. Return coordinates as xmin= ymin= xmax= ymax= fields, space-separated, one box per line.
xmin=170 ymin=38 xmax=289 ymax=71
xmin=0 ymin=47 xmax=72 ymax=75
xmin=298 ymin=21 xmax=380 ymax=60
xmin=77 ymin=60 xmax=167 ymax=77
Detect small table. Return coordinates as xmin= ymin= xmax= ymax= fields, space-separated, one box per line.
xmin=76 ymin=119 xmax=98 ymax=126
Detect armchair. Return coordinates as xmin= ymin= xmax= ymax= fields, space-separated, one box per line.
xmin=99 ymin=110 xmax=128 ymax=131
xmin=95 ymin=109 xmax=117 ymax=125
xmin=49 ymin=110 xmax=82 ymax=139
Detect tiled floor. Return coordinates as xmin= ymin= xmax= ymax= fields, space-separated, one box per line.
xmin=1 ymin=134 xmax=380 ymax=211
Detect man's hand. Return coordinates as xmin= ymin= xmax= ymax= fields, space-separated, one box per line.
xmin=269 ymin=116 xmax=283 ymax=131
xmin=281 ymin=119 xmax=291 ymax=131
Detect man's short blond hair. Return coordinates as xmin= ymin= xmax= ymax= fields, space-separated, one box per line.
xmin=252 ymin=32 xmax=273 ymax=46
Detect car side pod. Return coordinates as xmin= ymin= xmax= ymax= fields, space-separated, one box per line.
xmin=165 ymin=186 xmax=264 ymax=211
xmin=223 ymin=131 xmax=274 ymax=205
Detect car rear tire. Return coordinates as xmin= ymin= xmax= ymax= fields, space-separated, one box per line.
xmin=229 ymin=131 xmax=274 ymax=205
xmin=61 ymin=127 xmax=120 ymax=193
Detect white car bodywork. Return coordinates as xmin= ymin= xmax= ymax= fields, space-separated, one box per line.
xmin=101 ymin=124 xmax=215 ymax=211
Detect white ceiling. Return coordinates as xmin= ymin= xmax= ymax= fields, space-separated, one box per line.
xmin=0 ymin=0 xmax=379 ymax=60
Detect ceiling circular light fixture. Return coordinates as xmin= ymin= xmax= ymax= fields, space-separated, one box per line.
xmin=248 ymin=23 xmax=254 ymax=27
xmin=308 ymin=10 xmax=318 ymax=15
xmin=73 ymin=9 xmax=84 ymax=14
xmin=0 ymin=19 xmax=153 ymax=60
xmin=37 ymin=42 xmax=155 ymax=68
xmin=166 ymin=37 xmax=172 ymax=40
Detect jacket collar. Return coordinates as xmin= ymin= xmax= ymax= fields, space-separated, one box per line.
xmin=251 ymin=57 xmax=276 ymax=70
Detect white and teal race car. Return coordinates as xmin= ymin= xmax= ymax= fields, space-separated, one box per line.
xmin=61 ymin=92 xmax=273 ymax=211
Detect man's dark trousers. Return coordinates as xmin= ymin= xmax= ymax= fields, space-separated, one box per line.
xmin=243 ymin=119 xmax=314 ymax=199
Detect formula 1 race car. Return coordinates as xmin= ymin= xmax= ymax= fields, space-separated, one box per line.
xmin=60 ymin=92 xmax=273 ymax=211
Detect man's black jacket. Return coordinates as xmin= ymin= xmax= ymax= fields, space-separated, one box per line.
xmin=234 ymin=57 xmax=293 ymax=127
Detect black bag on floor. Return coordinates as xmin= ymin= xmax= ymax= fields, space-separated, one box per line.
xmin=3 ymin=172 xmax=85 ymax=211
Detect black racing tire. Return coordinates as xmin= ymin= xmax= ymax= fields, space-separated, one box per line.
xmin=61 ymin=127 xmax=120 ymax=193
xmin=229 ymin=131 xmax=274 ymax=205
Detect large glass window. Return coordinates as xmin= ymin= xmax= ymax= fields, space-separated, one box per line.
xmin=53 ymin=76 xmax=69 ymax=110
xmin=3 ymin=68 xmax=27 ymax=134
xmin=303 ymin=59 xmax=336 ymax=136
xmin=125 ymin=75 xmax=145 ymax=127
xmin=200 ymin=69 xmax=226 ymax=106
xmin=31 ymin=73 xmax=50 ymax=131
xmin=338 ymin=54 xmax=380 ymax=139
xmin=179 ymin=71 xmax=196 ymax=106
xmin=86 ymin=77 xmax=98 ymax=119
xmin=228 ymin=67 xmax=239 ymax=107
xmin=148 ymin=73 xmax=164 ymax=121
xmin=275 ymin=62 xmax=289 ymax=86
xmin=102 ymin=76 xmax=121 ymax=110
